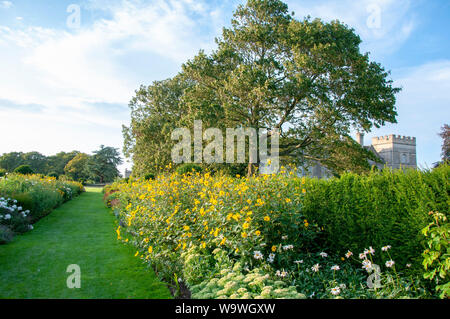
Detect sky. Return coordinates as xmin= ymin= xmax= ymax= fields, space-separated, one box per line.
xmin=0 ymin=0 xmax=449 ymax=173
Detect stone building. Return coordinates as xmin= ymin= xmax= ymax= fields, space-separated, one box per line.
xmin=368 ymin=134 xmax=417 ymax=169
xmin=261 ymin=133 xmax=418 ymax=178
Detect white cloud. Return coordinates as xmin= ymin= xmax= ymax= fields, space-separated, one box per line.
xmin=286 ymin=0 xmax=416 ymax=55
xmin=0 ymin=1 xmax=13 ymax=9
xmin=0 ymin=0 xmax=228 ymax=172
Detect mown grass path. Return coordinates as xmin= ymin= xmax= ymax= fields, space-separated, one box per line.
xmin=0 ymin=187 xmax=171 ymax=299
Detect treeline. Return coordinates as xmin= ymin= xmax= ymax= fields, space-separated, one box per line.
xmin=0 ymin=145 xmax=122 ymax=183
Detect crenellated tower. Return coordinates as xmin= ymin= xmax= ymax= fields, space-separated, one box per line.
xmin=371 ymin=135 xmax=417 ymax=169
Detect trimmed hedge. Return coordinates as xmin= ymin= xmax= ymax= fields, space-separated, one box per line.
xmin=298 ymin=165 xmax=449 ymax=269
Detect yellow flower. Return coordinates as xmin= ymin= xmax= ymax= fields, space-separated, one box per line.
xmin=264 ymin=216 xmax=270 ymax=222
xmin=135 ymin=251 xmax=139 ymax=257
xmin=271 ymin=245 xmax=277 ymax=252
xmin=302 ymin=189 xmax=306 ymax=194
xmin=241 ymin=232 xmax=248 ymax=238
xmin=243 ymin=223 xmax=250 ymax=230
xmin=255 ymin=230 xmax=261 ymax=236
xmin=183 ymin=225 xmax=190 ymax=231
xmin=220 ymin=237 xmax=227 ymax=246
xmin=285 ymin=198 xmax=291 ymax=203
xmin=148 ymin=246 xmax=153 ymax=253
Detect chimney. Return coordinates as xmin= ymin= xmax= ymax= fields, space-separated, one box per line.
xmin=356 ymin=132 xmax=364 ymax=146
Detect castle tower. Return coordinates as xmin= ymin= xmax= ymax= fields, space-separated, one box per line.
xmin=371 ymin=135 xmax=417 ymax=169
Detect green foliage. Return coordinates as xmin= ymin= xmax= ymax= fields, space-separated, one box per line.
xmin=299 ymin=165 xmax=450 ymax=270
xmin=87 ymin=145 xmax=122 ymax=183
xmin=0 ymin=169 xmax=6 ymax=177
xmin=64 ymin=153 xmax=90 ymax=181
xmin=14 ymin=165 xmax=34 ymax=175
xmin=176 ymin=164 xmax=203 ymax=175
xmin=422 ymin=211 xmax=450 ymax=298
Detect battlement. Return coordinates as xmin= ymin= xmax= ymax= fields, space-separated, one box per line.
xmin=372 ymin=134 xmax=416 ymax=145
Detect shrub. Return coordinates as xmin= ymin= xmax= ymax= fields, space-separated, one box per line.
xmin=0 ymin=174 xmax=84 ymax=230
xmin=299 ymin=166 xmax=450 ymax=270
xmin=14 ymin=165 xmax=34 ymax=175
xmin=0 ymin=169 xmax=6 ymax=177
xmin=422 ymin=211 xmax=450 ymax=298
xmin=176 ymin=163 xmax=203 ymax=175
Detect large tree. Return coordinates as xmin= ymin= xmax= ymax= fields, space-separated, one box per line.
xmin=123 ymin=75 xmax=193 ymax=176
xmin=183 ymin=0 xmax=399 ymax=175
xmin=87 ymin=145 xmax=122 ymax=183
xmin=124 ymin=0 xmax=400 ymax=176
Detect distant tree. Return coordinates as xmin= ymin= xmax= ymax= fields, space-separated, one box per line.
xmin=439 ymin=124 xmax=449 ymax=162
xmin=0 ymin=152 xmax=24 ymax=172
xmin=22 ymin=152 xmax=48 ymax=174
xmin=14 ymin=165 xmax=34 ymax=175
xmin=64 ymin=153 xmax=91 ymax=181
xmin=87 ymin=146 xmax=122 ymax=183
xmin=45 ymin=151 xmax=80 ymax=176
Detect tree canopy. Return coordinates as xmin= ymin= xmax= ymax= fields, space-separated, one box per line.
xmin=123 ymin=0 xmax=400 ymax=177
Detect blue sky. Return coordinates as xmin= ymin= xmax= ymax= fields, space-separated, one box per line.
xmin=0 ymin=0 xmax=449 ymax=173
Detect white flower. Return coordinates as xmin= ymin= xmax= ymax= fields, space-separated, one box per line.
xmin=282 ymin=244 xmax=294 ymax=251
xmin=28 ymin=225 xmax=34 ymax=230
xmin=359 ymin=252 xmax=367 ymax=260
xmin=362 ymin=260 xmax=373 ymax=272
xmin=345 ymin=251 xmax=353 ymax=258
xmin=275 ymin=270 xmax=288 ymax=278
xmin=368 ymin=246 xmax=375 ymax=255
xmin=253 ymin=251 xmax=264 ymax=260
xmin=382 ymin=245 xmax=392 ymax=252
xmin=330 ymin=287 xmax=341 ymax=296
xmin=331 ymin=265 xmax=340 ymax=271
xmin=311 ymin=264 xmax=320 ymax=272
xmin=406 ymin=264 xmax=411 ymax=268
xmin=267 ymin=253 xmax=275 ymax=263
xmin=339 ymin=284 xmax=347 ymax=290
xmin=4 ymin=214 xmax=11 ymax=220
xmin=385 ymin=260 xmax=395 ymax=268
xmin=319 ymin=252 xmax=328 ymax=258
xmin=294 ymin=260 xmax=304 ymax=264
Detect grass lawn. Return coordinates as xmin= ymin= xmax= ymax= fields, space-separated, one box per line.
xmin=0 ymin=187 xmax=172 ymax=299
